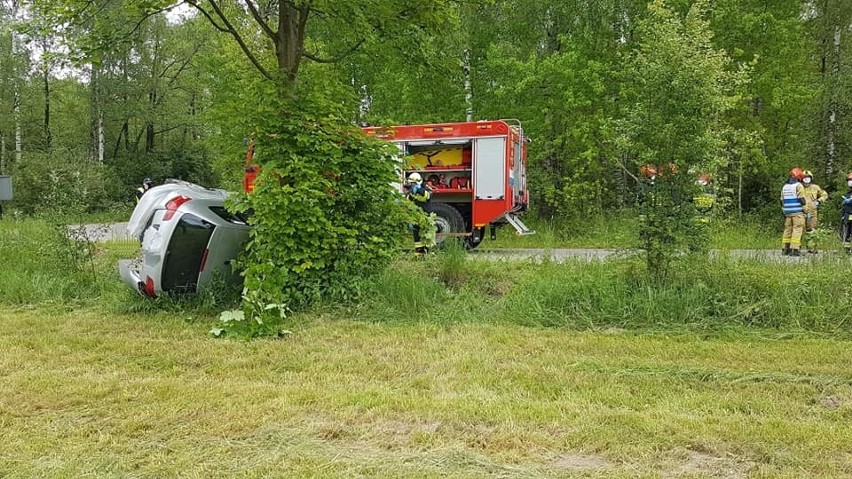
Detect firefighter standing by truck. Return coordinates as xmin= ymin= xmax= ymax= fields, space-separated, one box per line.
xmin=403 ymin=172 xmax=433 ymax=254
xmin=781 ymin=167 xmax=807 ymax=256
xmin=841 ymin=173 xmax=852 ymax=253
xmin=800 ymin=170 xmax=829 ymax=254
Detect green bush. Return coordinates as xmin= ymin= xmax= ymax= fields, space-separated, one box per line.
xmin=8 ymin=150 xmax=120 ymax=216
xmin=230 ymin=98 xmax=415 ymax=320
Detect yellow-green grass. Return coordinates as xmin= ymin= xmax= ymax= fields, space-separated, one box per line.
xmin=1 ymin=307 xmax=850 ymax=478
xmin=483 ymin=212 xmax=830 ymax=251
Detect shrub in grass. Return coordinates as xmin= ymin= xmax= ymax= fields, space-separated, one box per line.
xmin=0 ymin=219 xmax=104 ymax=305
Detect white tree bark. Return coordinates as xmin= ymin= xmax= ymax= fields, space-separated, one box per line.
xmin=826 ymin=23 xmax=841 ymax=178
xmin=11 ymin=0 xmax=21 ymax=165
xmin=98 ymin=109 xmax=104 ymax=163
xmin=463 ymin=49 xmax=473 ymax=122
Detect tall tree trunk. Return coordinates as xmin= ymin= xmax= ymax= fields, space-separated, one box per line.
xmin=188 ymin=94 xmax=198 ymax=142
xmin=98 ymin=109 xmax=105 ymax=163
xmin=11 ymin=0 xmax=21 ymax=165
xmin=122 ymin=52 xmax=131 ymax=152
xmin=145 ymin=91 xmax=156 ymax=154
xmin=738 ymin=164 xmax=743 ymax=217
xmin=112 ymin=121 xmax=128 ymax=160
xmin=463 ymin=49 xmax=473 ymax=121
xmin=276 ymin=2 xmax=309 ymax=88
xmin=91 ymin=63 xmax=104 ymax=162
xmin=42 ymin=41 xmax=52 ymax=152
xmin=826 ymin=23 xmax=841 ymax=179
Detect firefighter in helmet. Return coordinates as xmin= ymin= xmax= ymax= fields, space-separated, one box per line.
xmin=840 ymin=173 xmax=852 ymax=253
xmin=135 ymin=177 xmax=153 ymax=203
xmin=403 ymin=172 xmax=433 ymax=254
xmin=637 ymin=164 xmax=657 ymax=203
xmin=693 ymin=174 xmax=716 ymax=223
xmin=781 ymin=167 xmax=806 ymax=256
xmin=800 ymin=170 xmax=828 ymax=253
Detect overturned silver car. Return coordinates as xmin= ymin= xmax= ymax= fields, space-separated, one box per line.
xmin=118 ymin=180 xmax=250 ymax=298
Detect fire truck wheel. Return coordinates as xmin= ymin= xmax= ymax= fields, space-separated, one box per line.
xmin=423 ymin=203 xmax=465 ymax=246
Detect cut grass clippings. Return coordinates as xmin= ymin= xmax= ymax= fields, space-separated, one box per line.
xmin=0 ymin=308 xmax=850 ymax=478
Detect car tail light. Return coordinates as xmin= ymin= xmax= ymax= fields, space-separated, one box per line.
xmin=163 ymin=195 xmax=191 ymax=221
xmin=144 ymin=276 xmax=157 ymax=298
xmin=199 ymin=248 xmax=209 ymax=272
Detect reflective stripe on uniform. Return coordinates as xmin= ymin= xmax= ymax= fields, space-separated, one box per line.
xmin=781 ymin=183 xmax=803 ymax=214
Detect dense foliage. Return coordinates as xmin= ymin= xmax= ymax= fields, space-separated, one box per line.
xmin=4 ymin=0 xmax=852 ymax=305
xmin=0 ymin=1 xmax=849 ymax=212
xmin=229 ymin=97 xmax=412 ymax=316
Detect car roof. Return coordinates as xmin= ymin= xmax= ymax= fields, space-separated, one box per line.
xmin=127 ymin=180 xmax=233 ymax=237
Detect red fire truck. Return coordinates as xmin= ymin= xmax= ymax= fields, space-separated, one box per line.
xmin=243 ymin=119 xmax=534 ymax=249
xmin=363 ymin=119 xmax=533 ymax=248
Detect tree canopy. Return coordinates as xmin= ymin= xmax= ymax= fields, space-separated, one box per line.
xmin=2 ymin=0 xmax=851 ymax=306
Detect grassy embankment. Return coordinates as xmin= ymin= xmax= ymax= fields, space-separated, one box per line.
xmin=485 ymin=210 xmax=833 ymax=251
xmin=1 ymin=218 xmax=851 ymax=477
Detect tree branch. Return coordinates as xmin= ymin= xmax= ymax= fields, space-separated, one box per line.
xmin=154 ymin=123 xmax=192 ymax=135
xmin=191 ymin=0 xmax=274 ymax=81
xmin=303 ymin=39 xmax=365 ymax=63
xmin=243 ymin=0 xmax=276 ymax=40
xmin=128 ymin=2 xmax=184 ymax=37
xmin=185 ymin=0 xmax=228 ymax=32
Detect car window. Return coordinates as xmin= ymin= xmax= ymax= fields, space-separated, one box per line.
xmin=162 ymin=213 xmax=215 ymax=292
xmin=208 ymin=206 xmax=249 ymax=225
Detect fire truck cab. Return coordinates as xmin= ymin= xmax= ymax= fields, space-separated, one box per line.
xmin=364 ymin=119 xmax=534 ymax=248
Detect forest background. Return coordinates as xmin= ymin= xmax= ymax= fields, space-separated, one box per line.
xmin=0 ymin=0 xmax=850 ymax=223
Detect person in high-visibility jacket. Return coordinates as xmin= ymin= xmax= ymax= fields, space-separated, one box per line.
xmin=781 ymin=167 xmax=807 ymax=256
xmin=841 ymin=173 xmax=852 ymax=254
xmin=135 ymin=177 xmax=153 ymax=203
xmin=800 ymin=170 xmax=828 ymax=253
xmin=403 ymin=172 xmax=432 ymax=254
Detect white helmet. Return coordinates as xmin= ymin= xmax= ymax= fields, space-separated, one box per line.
xmin=407 ymin=172 xmax=422 ymax=184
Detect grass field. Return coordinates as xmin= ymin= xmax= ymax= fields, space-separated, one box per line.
xmin=1 ymin=308 xmax=850 ymax=478
xmin=3 ymin=218 xmax=852 ymax=477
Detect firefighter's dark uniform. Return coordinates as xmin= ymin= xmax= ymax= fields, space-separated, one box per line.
xmin=405 ymin=181 xmax=432 ymax=253
xmin=135 ymin=180 xmax=152 ymax=203
xmin=841 ymin=188 xmax=852 ymax=253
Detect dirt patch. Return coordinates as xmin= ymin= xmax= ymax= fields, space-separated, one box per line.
xmin=479 ymin=280 xmax=512 ymax=297
xmin=553 ymin=453 xmax=609 ymax=471
xmin=667 ymin=450 xmax=749 ymax=479
xmin=821 ymin=395 xmax=842 ymax=410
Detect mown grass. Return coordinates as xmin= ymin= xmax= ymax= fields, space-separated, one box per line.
xmin=3 ymin=218 xmax=852 ymax=477
xmin=1 ymin=308 xmax=850 ymax=478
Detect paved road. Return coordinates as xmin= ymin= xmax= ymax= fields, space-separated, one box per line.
xmin=472 ymin=248 xmax=847 ymax=262
xmin=68 ymin=222 xmax=133 ymax=242
xmin=77 ymin=222 xmax=847 ymax=262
